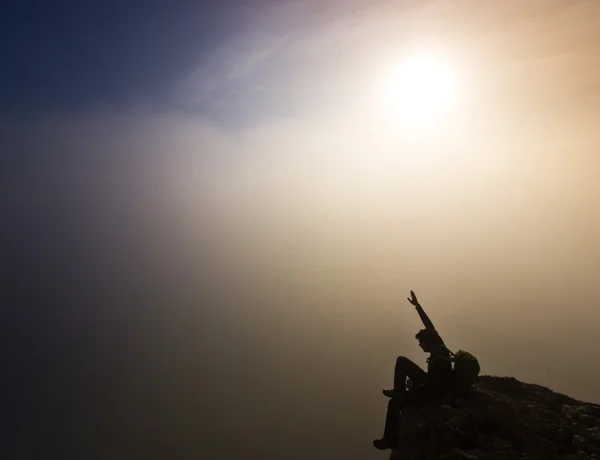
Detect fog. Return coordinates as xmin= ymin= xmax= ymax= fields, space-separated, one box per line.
xmin=3 ymin=108 xmax=599 ymax=459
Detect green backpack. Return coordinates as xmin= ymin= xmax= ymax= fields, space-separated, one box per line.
xmin=444 ymin=347 xmax=481 ymax=391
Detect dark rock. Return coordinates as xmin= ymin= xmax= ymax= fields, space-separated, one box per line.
xmin=388 ymin=375 xmax=600 ymax=460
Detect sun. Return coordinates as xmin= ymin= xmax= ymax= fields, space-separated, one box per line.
xmin=381 ymin=51 xmax=459 ymax=126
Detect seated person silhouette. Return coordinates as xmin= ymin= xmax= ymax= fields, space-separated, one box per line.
xmin=373 ymin=290 xmax=453 ymax=451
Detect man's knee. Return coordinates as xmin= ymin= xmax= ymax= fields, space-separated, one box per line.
xmin=395 ymin=356 xmax=412 ymax=368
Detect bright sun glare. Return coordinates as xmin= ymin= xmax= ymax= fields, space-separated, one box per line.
xmin=382 ymin=52 xmax=459 ymax=126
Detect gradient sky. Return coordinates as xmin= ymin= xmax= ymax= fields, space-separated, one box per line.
xmin=2 ymin=1 xmax=600 ymax=459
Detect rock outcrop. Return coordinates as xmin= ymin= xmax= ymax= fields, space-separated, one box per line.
xmin=390 ymin=376 xmax=600 ymax=460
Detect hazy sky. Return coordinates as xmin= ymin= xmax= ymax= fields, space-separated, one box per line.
xmin=2 ymin=1 xmax=600 ymax=459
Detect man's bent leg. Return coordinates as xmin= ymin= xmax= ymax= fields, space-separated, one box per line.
xmin=393 ymin=356 xmax=427 ymax=391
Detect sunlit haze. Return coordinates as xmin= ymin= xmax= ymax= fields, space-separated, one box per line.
xmin=380 ymin=50 xmax=459 ymax=125
xmin=2 ymin=1 xmax=600 ymax=459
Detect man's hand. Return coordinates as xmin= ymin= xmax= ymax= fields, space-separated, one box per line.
xmin=407 ymin=290 xmax=420 ymax=307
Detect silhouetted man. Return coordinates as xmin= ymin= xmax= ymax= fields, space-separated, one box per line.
xmin=373 ymin=290 xmax=453 ymax=451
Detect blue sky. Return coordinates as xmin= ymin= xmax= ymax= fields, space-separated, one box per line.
xmin=0 ymin=1 xmax=285 ymax=116
xmin=1 ymin=2 xmax=228 ymax=112
xmin=0 ymin=0 xmax=364 ymax=124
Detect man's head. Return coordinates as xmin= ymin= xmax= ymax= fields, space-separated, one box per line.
xmin=415 ymin=328 xmax=443 ymax=353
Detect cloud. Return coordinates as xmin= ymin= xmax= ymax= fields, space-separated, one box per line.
xmin=172 ymin=1 xmax=395 ymax=118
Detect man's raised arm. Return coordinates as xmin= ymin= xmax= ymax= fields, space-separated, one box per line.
xmin=407 ymin=290 xmax=435 ymax=330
